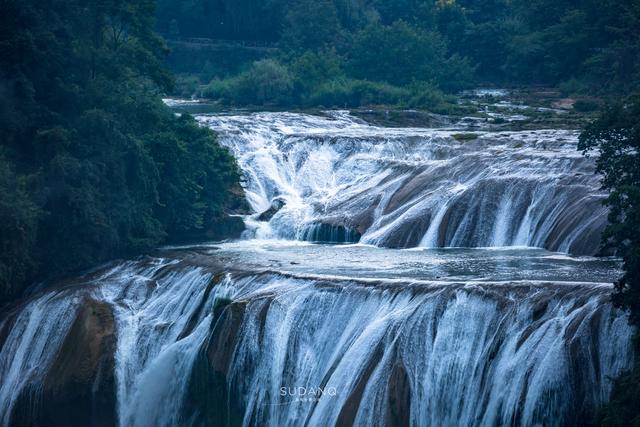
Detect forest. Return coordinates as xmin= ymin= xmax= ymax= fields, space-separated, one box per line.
xmin=157 ymin=0 xmax=640 ymax=107
xmin=0 ymin=0 xmax=244 ymax=303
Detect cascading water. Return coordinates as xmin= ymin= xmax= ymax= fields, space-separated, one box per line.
xmin=0 ymin=110 xmax=634 ymax=427
xmin=199 ymin=112 xmax=607 ymax=254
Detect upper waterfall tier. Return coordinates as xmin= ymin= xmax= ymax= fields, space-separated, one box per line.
xmin=199 ymin=112 xmax=606 ymax=255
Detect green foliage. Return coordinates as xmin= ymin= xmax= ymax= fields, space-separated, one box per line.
xmin=280 ymin=0 xmax=345 ymax=51
xmin=579 ymin=95 xmax=640 ymax=424
xmin=597 ymin=354 xmax=640 ymax=426
xmin=173 ymin=75 xmax=200 ymax=98
xmin=203 ymin=59 xmax=294 ymax=105
xmin=579 ymin=96 xmax=640 ymax=323
xmin=0 ymin=0 xmax=242 ymax=303
xmin=198 ymin=17 xmax=470 ymax=108
xmin=156 ymin=0 xmax=284 ymax=41
xmin=149 ymin=114 xmax=240 ymax=236
xmin=581 ymin=1 xmax=640 ymax=93
xmin=0 ymin=155 xmax=39 ymax=301
xmin=573 ymin=99 xmax=600 ymax=113
xmin=157 ymin=0 xmax=640 ymax=99
xmin=201 ymin=47 xmax=452 ymax=109
xmin=308 ymin=79 xmax=410 ymax=107
xmin=558 ymin=78 xmax=589 ymax=96
xmin=405 ymin=82 xmax=449 ymax=110
xmin=452 ymin=133 xmax=480 ymax=142
xmin=289 ymin=49 xmax=345 ymax=93
xmin=347 ymin=21 xmax=473 ymax=90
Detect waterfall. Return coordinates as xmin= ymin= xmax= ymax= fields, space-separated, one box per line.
xmin=0 ymin=257 xmax=633 ymax=426
xmin=0 ymin=110 xmax=633 ymax=427
xmin=199 ymin=112 xmax=607 ymax=255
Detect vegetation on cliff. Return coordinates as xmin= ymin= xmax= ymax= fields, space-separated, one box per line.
xmin=0 ymin=0 xmax=243 ymax=303
xmin=579 ymin=95 xmax=640 ymax=425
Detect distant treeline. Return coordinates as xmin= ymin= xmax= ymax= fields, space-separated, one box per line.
xmin=157 ymin=0 xmax=640 ymax=106
xmin=0 ymin=0 xmax=244 ymax=303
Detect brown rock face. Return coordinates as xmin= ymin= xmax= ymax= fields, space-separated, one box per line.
xmin=257 ymin=198 xmax=286 ymax=222
xmin=183 ymin=300 xmax=249 ymax=427
xmin=335 ymin=344 xmax=384 ymax=427
xmin=385 ymin=362 xmax=411 ymax=427
xmin=11 ymin=297 xmax=117 ymax=427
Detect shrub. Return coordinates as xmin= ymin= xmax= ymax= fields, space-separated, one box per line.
xmin=573 ymin=99 xmax=600 ymax=112
xmin=201 ymin=78 xmax=236 ymax=100
xmin=173 ymin=75 xmax=201 ymax=98
xmin=308 ymin=79 xmax=409 ymax=107
xmin=452 ymin=133 xmax=480 ymax=142
xmin=203 ymin=59 xmax=294 ymax=105
xmin=558 ymin=78 xmax=588 ymax=96
xmin=406 ymin=82 xmax=448 ymax=109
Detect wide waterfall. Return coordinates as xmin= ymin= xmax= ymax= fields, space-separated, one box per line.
xmin=199 ymin=112 xmax=608 ymax=254
xmin=0 ymin=111 xmax=634 ymax=427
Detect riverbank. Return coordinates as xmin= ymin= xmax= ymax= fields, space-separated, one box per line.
xmin=165 ymin=86 xmax=603 ymax=131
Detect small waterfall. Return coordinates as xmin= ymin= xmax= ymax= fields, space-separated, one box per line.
xmin=0 ymin=292 xmax=80 ymax=425
xmin=300 ymin=223 xmax=361 ymax=243
xmin=199 ymin=113 xmax=607 ymax=255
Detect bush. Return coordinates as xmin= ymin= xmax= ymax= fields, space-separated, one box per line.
xmin=452 ymin=133 xmax=480 ymax=142
xmin=558 ymin=78 xmax=589 ymax=96
xmin=202 ymin=78 xmax=236 ymax=100
xmin=203 ymin=59 xmax=294 ymax=105
xmin=173 ymin=75 xmax=201 ymax=98
xmin=406 ymin=82 xmax=449 ymax=109
xmin=573 ymin=99 xmax=600 ymax=112
xmin=308 ymin=79 xmax=409 ymax=107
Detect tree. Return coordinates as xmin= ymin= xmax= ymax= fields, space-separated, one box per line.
xmin=347 ymin=20 xmax=473 ymax=90
xmin=289 ymin=48 xmax=345 ymax=93
xmin=280 ymin=0 xmax=345 ymax=51
xmin=579 ymin=95 xmax=640 ymax=323
xmin=579 ymin=96 xmax=640 ymax=425
xmin=0 ymin=155 xmax=39 ymax=301
xmin=0 ymin=0 xmax=243 ymax=303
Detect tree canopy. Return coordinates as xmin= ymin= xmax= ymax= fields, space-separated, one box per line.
xmin=579 ymin=95 xmax=640 ymax=426
xmin=0 ymin=0 xmax=243 ymax=303
xmin=159 ymin=0 xmax=640 ymax=103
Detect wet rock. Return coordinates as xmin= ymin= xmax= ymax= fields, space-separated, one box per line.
xmin=11 ymin=298 xmax=117 ymax=427
xmin=377 ymin=215 xmax=431 ymax=248
xmin=385 ymin=362 xmax=411 ymax=427
xmin=206 ymin=214 xmax=246 ymax=241
xmin=383 ymin=170 xmax=428 ymax=215
xmin=177 ymin=273 xmax=225 ymax=340
xmin=257 ymin=197 xmax=286 ymax=222
xmin=336 ymin=343 xmax=384 ymax=426
xmin=182 ymin=301 xmax=248 ymax=427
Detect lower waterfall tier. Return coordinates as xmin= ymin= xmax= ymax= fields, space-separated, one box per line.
xmin=0 ymin=244 xmax=632 ymax=427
